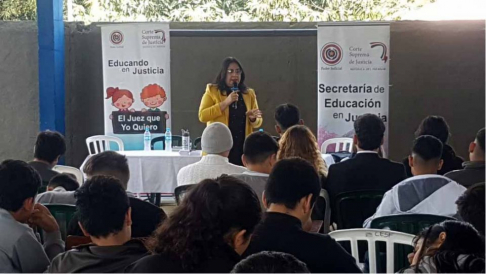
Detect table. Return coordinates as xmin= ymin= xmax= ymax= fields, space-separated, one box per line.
xmin=81 ymin=151 xmax=335 ymax=195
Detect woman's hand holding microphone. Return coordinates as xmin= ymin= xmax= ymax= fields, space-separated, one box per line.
xmin=219 ymin=91 xmax=239 ymax=111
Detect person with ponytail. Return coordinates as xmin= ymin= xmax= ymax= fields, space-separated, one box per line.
xmin=127 ymin=175 xmax=262 ymax=273
xmin=401 ymin=220 xmax=485 ymax=273
xmin=106 ymin=87 xmax=135 ymax=112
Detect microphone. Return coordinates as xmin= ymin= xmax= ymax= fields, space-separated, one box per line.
xmin=231 ymin=82 xmax=239 ymax=109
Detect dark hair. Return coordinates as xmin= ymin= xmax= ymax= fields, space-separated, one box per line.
xmin=415 ymin=116 xmax=450 ymax=144
xmin=411 ymin=221 xmax=485 ymax=273
xmin=475 ymin=128 xmax=485 ymax=152
xmin=456 ymin=183 xmax=485 ymax=235
xmin=74 ymin=175 xmax=130 ymax=238
xmin=148 ymin=175 xmax=261 ymax=271
xmin=243 ymin=131 xmax=279 ymax=164
xmin=214 ymin=57 xmax=247 ymax=94
xmin=82 ymin=151 xmax=129 ymax=189
xmin=275 ymin=104 xmax=301 ymax=131
xmin=34 ymin=130 xmax=66 ymax=163
xmin=0 ymin=160 xmax=41 ymax=212
xmin=48 ymin=173 xmax=79 ymax=191
xmin=354 ymin=114 xmax=385 ymax=150
xmin=265 ymin=158 xmax=320 ymax=209
xmin=412 ymin=135 xmax=443 ymax=162
xmin=231 ymin=251 xmax=310 ymax=273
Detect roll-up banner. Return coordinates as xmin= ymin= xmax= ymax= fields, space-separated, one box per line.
xmin=101 ymin=23 xmax=171 ymax=150
xmin=317 ymin=23 xmax=390 ymax=155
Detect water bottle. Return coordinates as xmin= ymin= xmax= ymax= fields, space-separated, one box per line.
xmin=165 ymin=127 xmax=172 ymax=152
xmin=182 ymin=129 xmax=190 ymax=151
xmin=144 ymin=127 xmax=151 ymax=151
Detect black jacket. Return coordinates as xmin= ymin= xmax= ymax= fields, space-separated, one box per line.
xmin=243 ymin=212 xmax=362 ymax=273
xmin=68 ymin=197 xmax=166 ymax=238
xmin=47 ymin=239 xmax=148 ymax=273
xmin=403 ymin=144 xmax=464 ymax=177
xmin=127 ymin=244 xmax=241 ymax=273
xmin=445 ymin=161 xmax=485 ymax=188
xmin=325 ymin=152 xmax=407 ymax=224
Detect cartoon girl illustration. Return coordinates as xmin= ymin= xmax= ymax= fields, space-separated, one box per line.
xmin=141 ymin=84 xmax=169 ymax=119
xmin=106 ymin=87 xmax=135 ymax=112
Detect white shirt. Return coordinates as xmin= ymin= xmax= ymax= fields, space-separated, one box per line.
xmin=35 ymin=187 xmax=76 ymax=205
xmin=177 ymin=155 xmax=247 ymax=186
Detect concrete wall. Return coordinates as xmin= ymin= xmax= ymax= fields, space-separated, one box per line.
xmin=0 ymin=21 xmax=484 ymax=167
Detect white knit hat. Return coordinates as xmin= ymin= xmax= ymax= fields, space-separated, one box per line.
xmin=201 ymin=122 xmax=233 ymax=154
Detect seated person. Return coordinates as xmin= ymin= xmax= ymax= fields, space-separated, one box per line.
xmin=128 ymin=175 xmax=262 ymax=273
xmin=446 ymin=128 xmax=485 ymax=187
xmin=243 ymin=158 xmax=361 ymax=273
xmin=231 ymin=251 xmax=309 ymax=273
xmin=401 ymin=221 xmax=484 ymax=273
xmin=456 ymin=182 xmax=485 ymax=235
xmin=403 ymin=116 xmax=463 ymax=177
xmin=232 ymin=131 xmax=278 ymax=203
xmin=326 ymin=114 xmax=406 ymax=226
xmin=47 ymin=176 xmax=148 ymax=272
xmin=68 ymin=151 xmax=166 ymax=238
xmin=28 ymin=130 xmax=66 ymax=187
xmin=0 ymin=160 xmax=64 ymax=272
xmin=177 ymin=122 xmax=246 ymax=186
xmin=274 ymin=103 xmax=304 ymax=141
xmin=364 ymin=135 xmax=466 ymax=227
xmin=35 ymin=173 xmax=79 ymax=204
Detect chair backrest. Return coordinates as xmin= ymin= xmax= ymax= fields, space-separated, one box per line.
xmin=53 ymin=165 xmax=84 ymax=185
xmin=370 ymin=214 xmax=456 ymax=235
xmin=320 ymin=189 xmax=331 ymax=234
xmin=174 ymin=184 xmax=195 ymax=205
xmin=329 ymin=229 xmax=414 ymax=273
xmin=193 ymin=137 xmax=202 ymax=150
xmin=335 ymin=190 xmax=385 ymax=229
xmin=86 ymin=135 xmax=124 ymax=155
xmin=151 ymin=135 xmax=183 ymax=150
xmin=66 ymin=235 xmax=91 ymax=250
xmin=321 ymin=137 xmax=353 ymax=153
xmin=44 ymin=204 xmax=77 ymax=241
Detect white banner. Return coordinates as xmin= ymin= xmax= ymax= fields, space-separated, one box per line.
xmin=317 ymin=23 xmax=390 ymax=153
xmin=101 ymin=23 xmax=171 ymax=150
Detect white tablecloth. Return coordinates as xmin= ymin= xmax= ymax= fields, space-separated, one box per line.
xmin=81 ymin=151 xmax=336 ymax=194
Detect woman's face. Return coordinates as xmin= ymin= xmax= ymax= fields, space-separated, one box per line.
xmin=225 ymin=62 xmax=242 ymax=87
xmin=113 ymin=95 xmax=133 ymax=110
xmin=411 ymin=233 xmax=446 ymax=266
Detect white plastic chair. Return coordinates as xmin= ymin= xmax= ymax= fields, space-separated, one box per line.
xmin=86 ymin=135 xmax=124 ymax=155
xmin=321 ymin=137 xmax=353 ymax=153
xmin=328 ymin=229 xmax=414 ymax=273
xmin=53 ymin=165 xmax=84 ymax=185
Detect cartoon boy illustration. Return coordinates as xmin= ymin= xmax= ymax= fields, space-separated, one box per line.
xmin=140 ymin=84 xmax=169 ymax=119
xmin=106 ymin=87 xmax=136 ymax=112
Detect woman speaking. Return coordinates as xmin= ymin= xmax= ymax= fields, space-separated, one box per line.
xmin=199 ymin=57 xmax=262 ymax=166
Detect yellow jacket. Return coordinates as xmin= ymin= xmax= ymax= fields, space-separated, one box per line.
xmin=199 ymin=84 xmax=263 ymax=137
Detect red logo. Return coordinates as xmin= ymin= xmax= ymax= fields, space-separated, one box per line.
xmin=110 ymin=31 xmax=124 ymax=45
xmin=321 ymin=42 xmax=343 ymax=66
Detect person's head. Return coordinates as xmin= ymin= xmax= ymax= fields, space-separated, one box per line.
xmin=415 ymin=115 xmax=450 ymax=144
xmin=277 ymin=125 xmax=327 ymax=175
xmin=231 ymin=251 xmax=309 ymax=273
xmin=274 ymin=104 xmax=304 ymax=135
xmin=214 ymin=57 xmax=247 ymax=93
xmin=149 ymin=175 xmax=261 ymax=271
xmin=410 ymin=221 xmax=485 ymax=273
xmin=140 ymin=84 xmax=167 ymax=109
xmin=456 ymin=182 xmax=485 ymax=235
xmin=264 ymin=158 xmax=320 ymax=225
xmin=201 ymin=122 xmax=233 ymax=157
xmin=242 ymin=131 xmax=279 ymax=174
xmin=47 ymin=173 xmax=79 ymax=191
xmin=106 ymin=87 xmax=134 ymax=110
xmin=469 ymin=128 xmax=485 ymax=162
xmin=33 ymin=130 xmax=66 ymax=166
xmin=75 ymin=175 xmax=132 ymax=244
xmin=82 ymin=151 xmax=130 ymax=190
xmin=408 ymin=135 xmax=444 ymax=176
xmin=0 ymin=160 xmax=41 ymax=223
xmin=353 ymin=113 xmax=385 ymax=151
